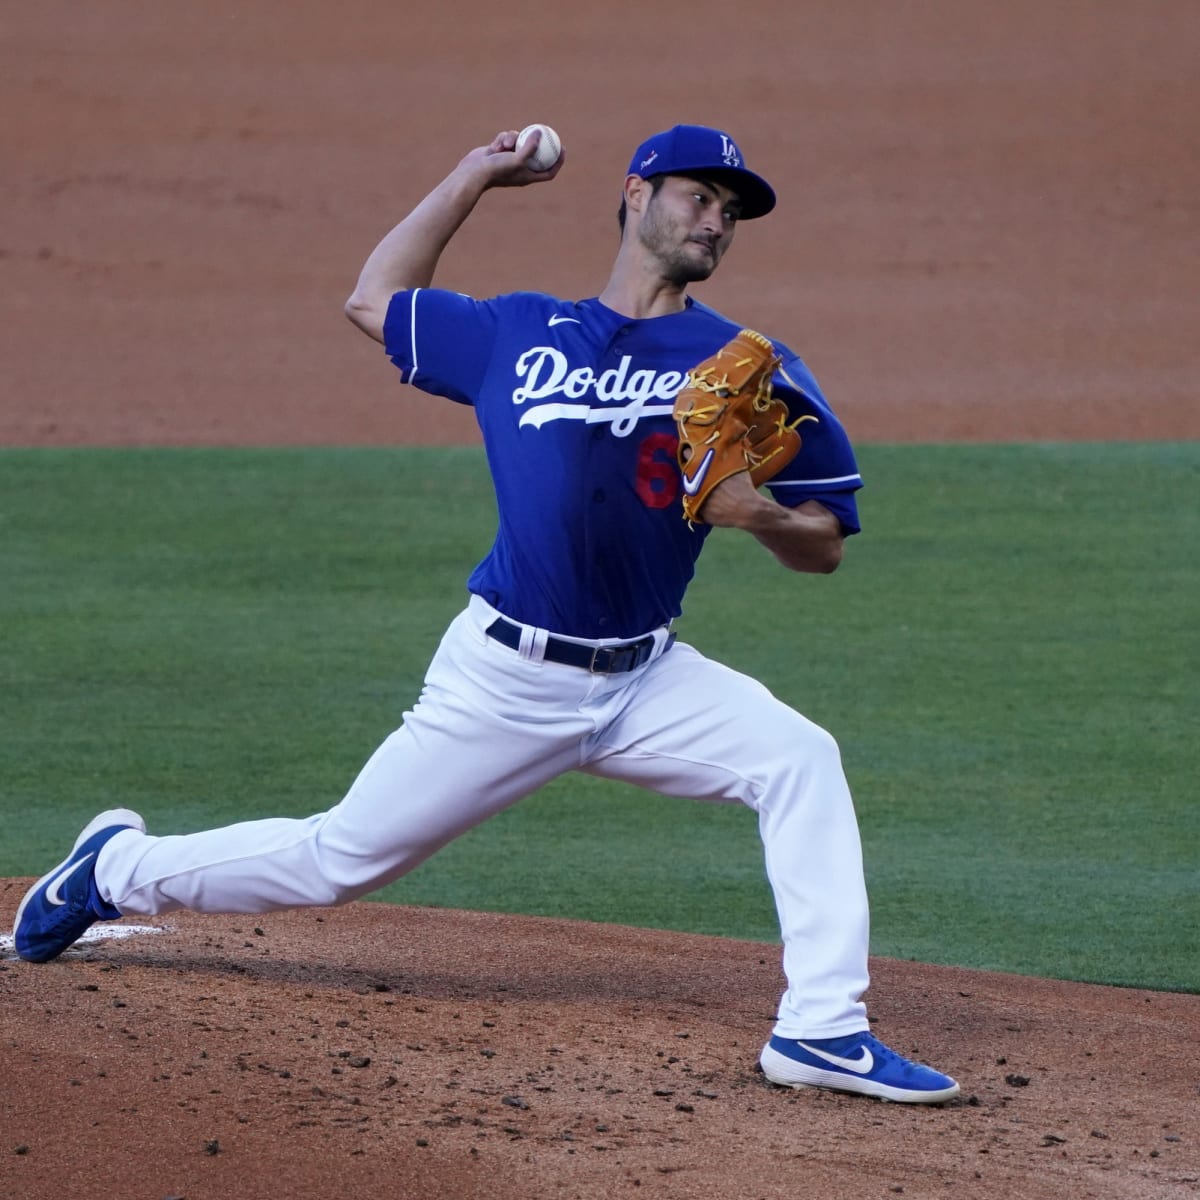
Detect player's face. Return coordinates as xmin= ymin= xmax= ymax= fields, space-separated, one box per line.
xmin=637 ymin=175 xmax=740 ymax=284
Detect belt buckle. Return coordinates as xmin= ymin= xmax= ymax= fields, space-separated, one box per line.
xmin=588 ymin=639 xmax=651 ymax=674
xmin=588 ymin=645 xmax=613 ymax=673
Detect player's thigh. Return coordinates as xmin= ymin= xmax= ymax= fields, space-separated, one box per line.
xmin=323 ymin=612 xmax=595 ymax=853
xmin=583 ymin=641 xmax=838 ymax=806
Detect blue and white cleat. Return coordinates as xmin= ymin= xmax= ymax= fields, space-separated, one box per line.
xmin=761 ymin=1031 xmax=960 ymax=1103
xmin=13 ymin=809 xmax=144 ymax=962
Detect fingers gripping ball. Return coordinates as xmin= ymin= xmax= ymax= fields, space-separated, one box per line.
xmin=516 ymin=123 xmax=562 ymax=172
xmin=673 ymin=329 xmax=812 ymax=524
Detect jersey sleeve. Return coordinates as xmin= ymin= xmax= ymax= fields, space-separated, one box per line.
xmin=383 ymin=288 xmax=500 ymax=406
xmin=765 ymin=351 xmax=864 ymax=535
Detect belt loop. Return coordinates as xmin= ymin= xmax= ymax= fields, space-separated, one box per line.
xmin=517 ymin=623 xmax=536 ymax=660
xmin=527 ymin=626 xmax=549 ymax=662
xmin=515 ymin=622 xmax=549 ymax=662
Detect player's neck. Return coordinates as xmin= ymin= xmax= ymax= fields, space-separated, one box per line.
xmin=598 ymin=250 xmax=690 ymax=320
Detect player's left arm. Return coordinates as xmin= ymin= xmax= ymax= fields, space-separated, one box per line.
xmin=701 ymin=480 xmax=845 ymax=573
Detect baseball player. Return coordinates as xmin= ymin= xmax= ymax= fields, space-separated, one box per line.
xmin=14 ymin=124 xmax=959 ymax=1103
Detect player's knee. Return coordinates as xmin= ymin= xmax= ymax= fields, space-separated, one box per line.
xmin=308 ymin=861 xmax=377 ymax=907
xmin=738 ymin=710 xmax=843 ymax=796
xmin=325 ymin=880 xmax=370 ymax=906
xmin=763 ymin=707 xmax=841 ymax=761
xmin=309 ymin=821 xmax=428 ymax=906
xmin=804 ymin=720 xmax=842 ymax=764
xmin=786 ymin=722 xmax=842 ymax=782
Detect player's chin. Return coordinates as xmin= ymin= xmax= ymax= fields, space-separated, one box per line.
xmin=674 ymin=249 xmax=720 ymax=284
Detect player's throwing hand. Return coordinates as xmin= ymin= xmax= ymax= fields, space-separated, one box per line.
xmin=461 ymin=128 xmax=566 ymax=189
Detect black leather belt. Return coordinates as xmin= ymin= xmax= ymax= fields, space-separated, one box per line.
xmin=485 ymin=617 xmax=674 ymax=674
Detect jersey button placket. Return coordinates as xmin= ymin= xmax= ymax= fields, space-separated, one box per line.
xmin=582 ymin=322 xmax=630 ymax=634
xmin=584 ymin=344 xmax=616 ymax=635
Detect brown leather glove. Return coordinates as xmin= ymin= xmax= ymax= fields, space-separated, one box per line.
xmin=673 ymin=329 xmax=807 ymax=523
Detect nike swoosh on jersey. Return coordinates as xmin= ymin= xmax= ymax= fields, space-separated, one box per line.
xmin=548 ymin=314 xmax=581 ymax=326
xmin=681 ymin=448 xmax=715 ymax=496
xmin=794 ymin=1041 xmax=875 ymax=1074
xmin=44 ymin=854 xmax=96 ymax=906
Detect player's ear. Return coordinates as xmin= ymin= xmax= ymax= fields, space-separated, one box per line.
xmin=623 ymin=174 xmax=652 ymax=218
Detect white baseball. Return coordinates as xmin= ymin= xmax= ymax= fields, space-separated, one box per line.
xmin=516 ymin=123 xmax=562 ymax=172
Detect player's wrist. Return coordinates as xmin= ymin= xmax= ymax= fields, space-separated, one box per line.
xmin=701 ymin=482 xmax=775 ymax=530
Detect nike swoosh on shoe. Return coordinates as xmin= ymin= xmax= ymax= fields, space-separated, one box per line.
xmin=794 ymin=1041 xmax=875 ymax=1074
xmin=44 ymin=854 xmax=96 ymax=906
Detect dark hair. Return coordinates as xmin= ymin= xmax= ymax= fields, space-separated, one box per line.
xmin=617 ymin=173 xmax=669 ymax=231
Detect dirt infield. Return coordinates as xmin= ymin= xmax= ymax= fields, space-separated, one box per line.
xmin=2 ymin=2 xmax=1198 ymax=1198
xmin=2 ymin=898 xmax=1198 ymax=1200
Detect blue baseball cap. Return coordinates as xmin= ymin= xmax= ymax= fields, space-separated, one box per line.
xmin=626 ymin=124 xmax=776 ymax=219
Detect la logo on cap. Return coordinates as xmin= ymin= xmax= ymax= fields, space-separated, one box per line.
xmin=624 ymin=124 xmax=777 ymax=219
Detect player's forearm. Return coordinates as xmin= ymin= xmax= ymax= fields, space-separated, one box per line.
xmin=700 ymin=479 xmax=844 ymax=574
xmin=344 ymin=167 xmax=489 ymax=342
xmin=740 ymin=499 xmax=845 ymax=574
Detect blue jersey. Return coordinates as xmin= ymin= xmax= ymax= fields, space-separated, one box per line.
xmin=384 ymin=290 xmax=863 ymax=639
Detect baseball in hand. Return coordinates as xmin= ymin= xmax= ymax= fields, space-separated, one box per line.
xmin=516 ymin=123 xmax=562 ymax=172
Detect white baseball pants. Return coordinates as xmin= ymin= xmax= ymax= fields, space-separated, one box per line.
xmin=97 ymin=595 xmax=870 ymax=1039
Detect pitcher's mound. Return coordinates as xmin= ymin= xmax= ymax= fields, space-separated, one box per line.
xmin=1 ymin=889 xmax=1196 ymax=1199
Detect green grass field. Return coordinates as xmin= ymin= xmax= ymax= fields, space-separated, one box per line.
xmin=2 ymin=444 xmax=1196 ymax=992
